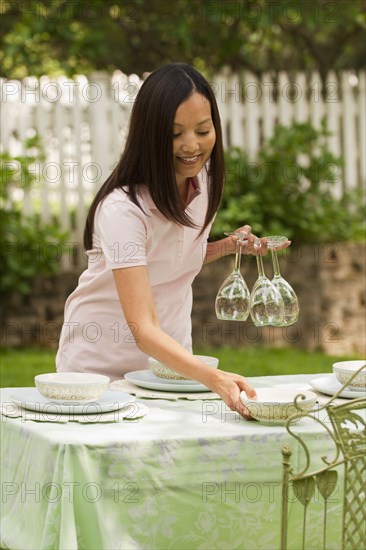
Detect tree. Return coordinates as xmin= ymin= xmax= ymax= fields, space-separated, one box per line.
xmin=1 ymin=0 xmax=365 ymax=79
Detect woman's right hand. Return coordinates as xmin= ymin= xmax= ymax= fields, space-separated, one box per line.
xmin=207 ymin=369 xmax=257 ymax=419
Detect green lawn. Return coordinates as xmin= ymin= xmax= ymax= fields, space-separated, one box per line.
xmin=0 ymin=346 xmax=354 ymax=387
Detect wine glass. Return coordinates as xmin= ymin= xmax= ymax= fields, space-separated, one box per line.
xmin=215 ymin=230 xmax=251 ymax=321
xmin=250 ymin=239 xmax=285 ymax=326
xmin=267 ymin=236 xmax=299 ymax=326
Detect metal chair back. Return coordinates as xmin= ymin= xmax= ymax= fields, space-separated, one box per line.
xmin=280 ymin=366 xmax=366 ymax=550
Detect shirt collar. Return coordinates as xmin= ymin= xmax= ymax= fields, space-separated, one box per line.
xmin=140 ymin=173 xmax=202 ymax=210
xmin=185 ymin=176 xmax=201 ymax=205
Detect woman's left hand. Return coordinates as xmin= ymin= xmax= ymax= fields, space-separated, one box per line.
xmin=227 ymin=225 xmax=291 ymax=256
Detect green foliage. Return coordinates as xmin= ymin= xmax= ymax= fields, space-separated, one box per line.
xmin=1 ymin=0 xmax=364 ymax=78
xmin=212 ymin=122 xmax=365 ymax=243
xmin=0 ymin=139 xmax=68 ymax=297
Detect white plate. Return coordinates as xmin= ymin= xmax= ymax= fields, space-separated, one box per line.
xmin=8 ymin=388 xmax=135 ymax=414
xmin=147 ymin=372 xmax=201 ymax=385
xmin=241 ymin=387 xmax=317 ymax=405
xmin=310 ymin=375 xmax=366 ymax=399
xmin=240 ymin=388 xmax=317 ymax=425
xmin=125 ymin=370 xmax=210 ymax=392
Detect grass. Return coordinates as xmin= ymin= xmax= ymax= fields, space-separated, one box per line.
xmin=1 ymin=347 xmax=58 ymax=387
xmin=196 ymin=346 xmax=352 ymax=376
xmin=0 ymin=346 xmax=354 ymax=387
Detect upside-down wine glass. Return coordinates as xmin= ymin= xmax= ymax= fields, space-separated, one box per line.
xmin=215 ymin=230 xmax=251 ymax=321
xmin=249 ymin=239 xmax=285 ymax=326
xmin=267 ymin=235 xmax=299 ymax=326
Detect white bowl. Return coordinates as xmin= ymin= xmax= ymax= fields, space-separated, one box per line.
xmin=148 ymin=355 xmax=219 ymax=380
xmin=240 ymin=388 xmax=317 ymax=423
xmin=35 ymin=372 xmax=110 ymax=401
xmin=332 ymin=361 xmax=366 ymax=389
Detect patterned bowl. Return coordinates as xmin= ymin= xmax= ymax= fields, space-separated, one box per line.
xmin=148 ymin=355 xmax=219 ymax=380
xmin=240 ymin=388 xmax=317 ymax=423
xmin=35 ymin=372 xmax=110 ymax=401
xmin=332 ymin=361 xmax=366 ymax=389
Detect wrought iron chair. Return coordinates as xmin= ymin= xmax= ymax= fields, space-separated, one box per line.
xmin=280 ymin=366 xmax=366 ymax=550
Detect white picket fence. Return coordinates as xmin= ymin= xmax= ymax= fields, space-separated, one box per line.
xmin=1 ymin=70 xmax=365 ymax=247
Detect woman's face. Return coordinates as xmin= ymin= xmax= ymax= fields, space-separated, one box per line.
xmin=173 ymin=92 xmax=216 ymax=190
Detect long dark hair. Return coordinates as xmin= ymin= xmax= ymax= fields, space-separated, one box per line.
xmin=84 ymin=62 xmax=225 ymax=250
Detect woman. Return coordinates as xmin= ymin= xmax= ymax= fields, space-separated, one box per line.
xmin=56 ymin=62 xmax=287 ymax=416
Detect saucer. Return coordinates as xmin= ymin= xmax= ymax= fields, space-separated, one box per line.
xmin=8 ymin=388 xmax=135 ymax=414
xmin=124 ymin=371 xmax=209 ymax=392
xmin=310 ymin=375 xmax=366 ymax=399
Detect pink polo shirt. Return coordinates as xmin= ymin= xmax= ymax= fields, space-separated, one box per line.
xmin=56 ymin=171 xmax=212 ymax=380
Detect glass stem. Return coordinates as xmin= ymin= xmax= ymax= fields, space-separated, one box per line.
xmin=233 ymin=240 xmax=242 ymax=273
xmin=271 ymin=250 xmax=281 ymax=277
xmin=256 ymin=253 xmax=266 ymax=277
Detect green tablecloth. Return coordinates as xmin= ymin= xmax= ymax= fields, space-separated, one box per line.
xmin=0 ymin=374 xmax=344 ymax=550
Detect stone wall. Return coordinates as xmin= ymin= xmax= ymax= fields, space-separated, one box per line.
xmin=1 ymin=243 xmax=365 ymax=356
xmin=1 ymin=273 xmax=79 ymax=349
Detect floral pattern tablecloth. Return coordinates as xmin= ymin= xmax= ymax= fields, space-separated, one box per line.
xmin=0 ymin=374 xmax=345 ymax=549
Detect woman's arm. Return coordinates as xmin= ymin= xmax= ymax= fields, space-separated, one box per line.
xmin=113 ymin=265 xmax=256 ymax=416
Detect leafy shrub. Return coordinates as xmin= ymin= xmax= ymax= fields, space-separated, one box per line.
xmin=212 ymin=122 xmax=365 ymax=243
xmin=0 ymin=138 xmax=68 ymax=297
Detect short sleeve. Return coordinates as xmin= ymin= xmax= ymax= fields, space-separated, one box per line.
xmin=94 ymin=198 xmax=147 ymax=269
